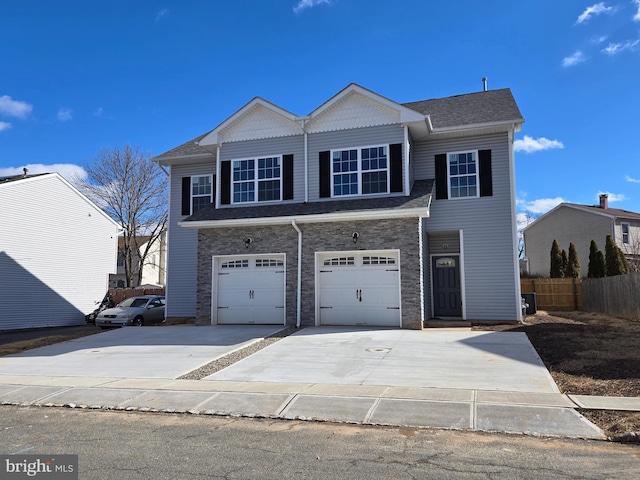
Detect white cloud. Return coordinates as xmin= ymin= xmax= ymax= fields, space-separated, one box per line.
xmin=634 ymin=0 xmax=640 ymax=21
xmin=576 ymin=2 xmax=615 ymax=24
xmin=93 ymin=107 xmax=104 ymax=117
xmin=0 ymin=163 xmax=88 ymax=183
xmin=626 ymin=175 xmax=640 ymax=183
xmin=593 ymin=35 xmax=608 ymax=43
xmin=520 ymin=197 xmax=566 ymax=215
xmin=597 ymin=191 xmax=627 ymax=202
xmin=156 ymin=9 xmax=169 ymax=21
xmin=57 ymin=108 xmax=73 ymax=121
xmin=293 ymin=0 xmax=331 ymax=14
xmin=562 ymin=50 xmax=587 ymax=67
xmin=602 ymin=38 xmax=640 ymax=54
xmin=514 ymin=135 xmax=565 ymax=153
xmin=0 ymin=95 xmax=33 ymax=118
xmin=0 ymin=121 xmax=11 ymax=132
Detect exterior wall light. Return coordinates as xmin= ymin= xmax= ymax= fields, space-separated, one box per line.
xmin=352 ymin=232 xmax=359 ymax=244
xmin=244 ymin=238 xmax=252 ymax=248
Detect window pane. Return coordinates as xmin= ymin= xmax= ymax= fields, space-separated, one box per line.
xmin=258 ymin=180 xmax=280 ymax=201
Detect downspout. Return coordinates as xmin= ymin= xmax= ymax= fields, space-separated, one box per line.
xmin=292 ymin=219 xmax=302 ymax=328
xmin=215 ymin=145 xmax=221 ymax=208
xmin=158 ymin=164 xmax=169 ymax=177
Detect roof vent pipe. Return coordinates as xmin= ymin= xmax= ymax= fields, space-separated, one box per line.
xmin=599 ymin=194 xmax=609 ymax=209
xmin=482 ymin=77 xmax=488 ymax=92
xmin=23 ymin=167 xmax=28 ymax=177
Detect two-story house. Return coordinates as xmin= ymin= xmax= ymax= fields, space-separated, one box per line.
xmin=153 ymin=84 xmax=524 ymax=328
xmin=523 ymin=194 xmax=640 ymax=276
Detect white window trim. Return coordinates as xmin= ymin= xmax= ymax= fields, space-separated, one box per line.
xmin=191 ymin=174 xmax=213 ymax=215
xmin=231 ymin=155 xmax=283 ymax=205
xmin=447 ymin=150 xmax=479 ymax=200
xmin=330 ymin=144 xmax=390 ymax=198
xmin=621 ymin=222 xmax=630 ymax=245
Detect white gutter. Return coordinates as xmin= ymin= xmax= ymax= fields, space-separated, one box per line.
xmin=291 ymin=220 xmax=302 ymax=328
xmin=430 ymin=119 xmax=524 ymax=134
xmin=178 ymin=206 xmax=430 ymax=229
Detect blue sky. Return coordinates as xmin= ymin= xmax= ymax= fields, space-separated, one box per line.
xmin=2 ymin=0 xmax=640 ymax=226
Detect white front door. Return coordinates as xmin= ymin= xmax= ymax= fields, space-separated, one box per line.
xmin=214 ymin=255 xmax=285 ymax=325
xmin=317 ymin=251 xmax=401 ymax=327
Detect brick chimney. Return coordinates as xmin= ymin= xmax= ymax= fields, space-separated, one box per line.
xmin=599 ymin=194 xmax=609 ymax=209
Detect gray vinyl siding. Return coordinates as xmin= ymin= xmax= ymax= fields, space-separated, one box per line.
xmin=166 ymin=163 xmax=215 ymax=319
xmin=415 ymin=133 xmax=520 ymax=320
xmin=220 ymin=135 xmax=305 ymax=203
xmin=0 ymin=175 xmax=119 ymax=330
xmin=307 ymin=124 xmax=405 ymax=201
xmin=524 ymin=206 xmax=612 ymax=277
xmin=428 ymin=232 xmax=461 ymax=255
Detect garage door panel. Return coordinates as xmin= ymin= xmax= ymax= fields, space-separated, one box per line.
xmin=319 ymin=252 xmax=400 ymax=327
xmin=215 ymin=256 xmax=285 ymax=325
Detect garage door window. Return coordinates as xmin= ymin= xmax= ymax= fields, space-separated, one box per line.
xmin=363 ymin=256 xmax=396 ymax=265
xmin=256 ymin=259 xmax=284 ymax=268
xmin=221 ymin=259 xmax=249 ymax=269
xmin=323 ymin=256 xmax=355 ymax=266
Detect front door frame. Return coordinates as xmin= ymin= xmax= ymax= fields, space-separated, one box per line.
xmin=430 ymin=253 xmax=464 ymax=318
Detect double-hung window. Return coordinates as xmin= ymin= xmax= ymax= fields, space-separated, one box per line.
xmin=332 ymin=145 xmax=388 ymax=197
xmin=233 ymin=156 xmax=281 ymax=203
xmin=191 ymin=175 xmax=213 ymax=213
xmin=622 ymin=223 xmax=630 ymax=245
xmin=448 ymin=151 xmax=478 ymax=198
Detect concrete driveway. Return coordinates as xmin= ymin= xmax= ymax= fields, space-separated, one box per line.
xmin=0 ymin=325 xmax=605 ymax=439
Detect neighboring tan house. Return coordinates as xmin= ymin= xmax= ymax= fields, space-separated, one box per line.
xmin=153 ymin=83 xmax=525 ymax=328
xmin=523 ymin=194 xmax=640 ymax=277
xmin=0 ymin=172 xmax=121 ymax=330
xmin=109 ymin=231 xmax=167 ymax=288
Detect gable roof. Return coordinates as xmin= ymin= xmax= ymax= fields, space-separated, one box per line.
xmin=154 ymin=84 xmax=524 ymax=165
xmin=564 ymin=203 xmax=640 ymax=221
xmin=403 ymin=88 xmax=523 ymax=130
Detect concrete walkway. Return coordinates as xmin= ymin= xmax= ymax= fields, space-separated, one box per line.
xmin=0 ymin=325 xmax=632 ymax=440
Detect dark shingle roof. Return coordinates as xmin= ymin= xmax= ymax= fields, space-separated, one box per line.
xmin=567 ymin=203 xmax=640 ymax=221
xmin=186 ymin=180 xmax=434 ymax=223
xmin=403 ymin=88 xmax=523 ymax=129
xmin=153 ymin=132 xmax=213 ymax=161
xmin=0 ymin=173 xmax=50 ymax=185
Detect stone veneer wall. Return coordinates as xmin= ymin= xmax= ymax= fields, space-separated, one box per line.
xmin=196 ymin=217 xmax=424 ymax=329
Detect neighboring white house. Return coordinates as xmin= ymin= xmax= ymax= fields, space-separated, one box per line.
xmin=109 ymin=231 xmax=167 ymax=288
xmin=0 ymin=172 xmax=121 ymax=330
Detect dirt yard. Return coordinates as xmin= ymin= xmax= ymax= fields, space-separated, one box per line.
xmin=1 ymin=314 xmax=639 ymax=438
xmin=474 ymin=311 xmax=640 ymax=438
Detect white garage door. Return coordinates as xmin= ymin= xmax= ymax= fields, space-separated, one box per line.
xmin=215 ymin=255 xmax=285 ymax=325
xmin=318 ymin=251 xmax=401 ymax=327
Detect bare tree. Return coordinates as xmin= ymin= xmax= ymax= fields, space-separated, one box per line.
xmin=80 ymin=144 xmax=167 ymax=287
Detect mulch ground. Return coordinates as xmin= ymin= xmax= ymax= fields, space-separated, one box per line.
xmin=474 ymin=311 xmax=640 ymax=438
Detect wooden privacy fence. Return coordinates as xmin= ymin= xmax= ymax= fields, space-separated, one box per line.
xmin=582 ymin=273 xmax=640 ymax=320
xmin=520 ymin=278 xmax=582 ymax=311
xmin=108 ymin=287 xmax=165 ymax=306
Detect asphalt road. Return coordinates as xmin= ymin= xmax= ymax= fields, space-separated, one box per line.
xmin=1 ymin=406 xmax=639 ymax=479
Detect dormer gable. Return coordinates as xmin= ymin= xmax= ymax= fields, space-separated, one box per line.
xmin=307 ymin=83 xmax=426 ymax=134
xmin=199 ymin=97 xmax=302 ymax=148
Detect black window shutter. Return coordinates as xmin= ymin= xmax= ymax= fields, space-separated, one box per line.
xmin=282 ymin=154 xmax=294 ymax=200
xmin=435 ymin=154 xmax=448 ymax=200
xmin=220 ymin=161 xmax=231 ymax=205
xmin=389 ymin=143 xmax=403 ymax=193
xmin=319 ymin=151 xmax=330 ymax=198
xmin=181 ymin=177 xmax=191 ymax=215
xmin=478 ymin=150 xmax=492 ymax=197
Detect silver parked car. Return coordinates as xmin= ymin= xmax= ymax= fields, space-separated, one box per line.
xmin=95 ymin=295 xmax=165 ymax=328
